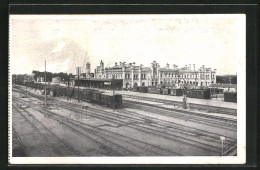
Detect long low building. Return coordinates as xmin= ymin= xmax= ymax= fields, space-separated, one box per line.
xmin=70 ymin=78 xmax=123 ymax=90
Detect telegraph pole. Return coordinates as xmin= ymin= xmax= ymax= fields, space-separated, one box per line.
xmin=113 ymin=82 xmax=115 ymax=111
xmin=112 ymin=75 xmax=115 ymax=111
xmin=45 ymin=60 xmax=47 ymax=107
xmin=77 ymin=67 xmax=80 ymax=102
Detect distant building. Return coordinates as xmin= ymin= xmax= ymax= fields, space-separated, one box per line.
xmin=37 ymin=77 xmax=45 ymax=82
xmin=94 ymin=60 xmax=105 ymax=79
xmin=86 ymin=62 xmax=91 ymax=74
xmin=101 ymin=61 xmax=217 ymax=89
xmin=52 ymin=77 xmax=61 ymax=84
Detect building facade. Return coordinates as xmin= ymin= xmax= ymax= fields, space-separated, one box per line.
xmin=95 ymin=60 xmax=217 ymax=89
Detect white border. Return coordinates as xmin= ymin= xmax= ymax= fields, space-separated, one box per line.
xmin=9 ymin=14 xmax=246 ymax=164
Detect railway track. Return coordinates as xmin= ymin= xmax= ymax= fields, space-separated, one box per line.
xmin=12 ymin=90 xmax=181 ymax=156
xmin=56 ymin=102 xmax=224 ymax=153
xmin=123 ymin=100 xmax=237 ymax=130
xmin=12 ymin=102 xmax=80 ymax=156
xmin=12 ymin=125 xmax=29 ymax=157
xmin=122 ymin=94 xmax=237 ymax=115
xmin=12 ymin=87 xmax=236 ymax=155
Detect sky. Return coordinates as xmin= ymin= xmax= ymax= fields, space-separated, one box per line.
xmin=10 ymin=14 xmax=245 ymax=75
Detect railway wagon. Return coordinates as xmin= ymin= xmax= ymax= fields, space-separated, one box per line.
xmin=101 ymin=93 xmax=122 ymax=109
xmin=224 ymin=92 xmax=237 ymax=103
xmin=81 ymin=89 xmax=98 ymax=101
xmin=186 ymin=89 xmax=211 ymax=99
xmin=210 ymin=88 xmax=224 ymax=94
xmin=91 ymin=90 xmax=103 ymax=104
xmin=133 ymin=86 xmax=139 ymax=92
xmin=147 ymin=87 xmax=161 ymax=94
xmin=170 ymin=88 xmax=183 ymax=96
xmin=73 ymin=89 xmax=82 ymax=100
xmin=139 ymin=86 xmax=148 ymax=93
xmin=162 ymin=88 xmax=170 ymax=95
xmin=56 ymin=86 xmax=67 ymax=96
xmin=50 ymin=85 xmax=63 ymax=97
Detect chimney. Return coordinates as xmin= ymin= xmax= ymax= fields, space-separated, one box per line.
xmin=193 ymin=64 xmax=195 ymax=71
xmin=115 ymin=62 xmax=117 ymax=66
xmin=119 ymin=62 xmax=122 ymax=66
xmin=166 ymin=63 xmax=169 ymax=69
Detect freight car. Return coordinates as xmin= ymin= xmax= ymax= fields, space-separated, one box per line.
xmin=90 ymin=90 xmax=103 ymax=104
xmin=224 ymin=92 xmax=237 ymax=103
xmin=162 ymin=88 xmax=170 ymax=95
xmin=81 ymin=89 xmax=94 ymax=102
xmin=133 ymin=86 xmax=139 ymax=92
xmin=139 ymin=86 xmax=148 ymax=93
xmin=147 ymin=86 xmax=161 ymax=94
xmin=73 ymin=88 xmax=82 ymax=100
xmin=186 ymin=89 xmax=211 ymax=99
xmin=170 ymin=88 xmax=183 ymax=96
xmin=101 ymin=93 xmax=122 ymax=109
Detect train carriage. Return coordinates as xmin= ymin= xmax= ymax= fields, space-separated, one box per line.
xmin=162 ymin=88 xmax=170 ymax=95
xmin=224 ymin=92 xmax=237 ymax=103
xmin=101 ymin=93 xmax=122 ymax=109
xmin=81 ymin=89 xmax=97 ymax=101
xmin=73 ymin=89 xmax=82 ymax=100
xmin=90 ymin=90 xmax=103 ymax=104
xmin=133 ymin=86 xmax=139 ymax=92
xmin=147 ymin=86 xmax=161 ymax=94
xmin=170 ymin=88 xmax=183 ymax=96
xmin=186 ymin=89 xmax=211 ymax=99
xmin=139 ymin=86 xmax=148 ymax=93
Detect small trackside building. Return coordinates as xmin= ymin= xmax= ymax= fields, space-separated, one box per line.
xmin=69 ymin=78 xmax=123 ymax=90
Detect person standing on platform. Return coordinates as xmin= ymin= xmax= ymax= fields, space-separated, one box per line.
xmin=183 ymin=95 xmax=187 ymax=109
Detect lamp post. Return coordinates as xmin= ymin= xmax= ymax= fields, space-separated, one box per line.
xmin=220 ymin=136 xmax=226 ymax=156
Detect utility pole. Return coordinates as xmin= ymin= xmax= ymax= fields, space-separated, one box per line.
xmin=45 ymin=60 xmax=47 ymax=107
xmin=113 ymin=83 xmax=115 ymax=111
xmin=77 ymin=67 xmax=80 ymax=102
xmin=112 ymin=75 xmax=115 ymax=111
xmin=220 ymin=136 xmax=225 ymax=156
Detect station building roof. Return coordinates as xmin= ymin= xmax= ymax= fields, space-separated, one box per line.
xmin=69 ymin=78 xmax=123 ymax=82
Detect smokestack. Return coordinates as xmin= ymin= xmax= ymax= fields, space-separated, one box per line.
xmin=115 ymin=62 xmax=117 ymax=66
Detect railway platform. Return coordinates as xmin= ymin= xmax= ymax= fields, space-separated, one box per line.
xmin=116 ymin=90 xmax=237 ymax=110
xmin=124 ymin=97 xmax=237 ymax=120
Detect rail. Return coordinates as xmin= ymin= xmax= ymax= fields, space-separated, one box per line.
xmin=223 ymin=139 xmax=237 ymax=156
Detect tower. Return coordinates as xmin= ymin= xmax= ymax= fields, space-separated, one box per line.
xmin=86 ymin=62 xmax=90 ymax=74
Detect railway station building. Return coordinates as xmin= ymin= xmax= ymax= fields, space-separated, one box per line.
xmin=95 ymin=60 xmax=217 ymax=89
